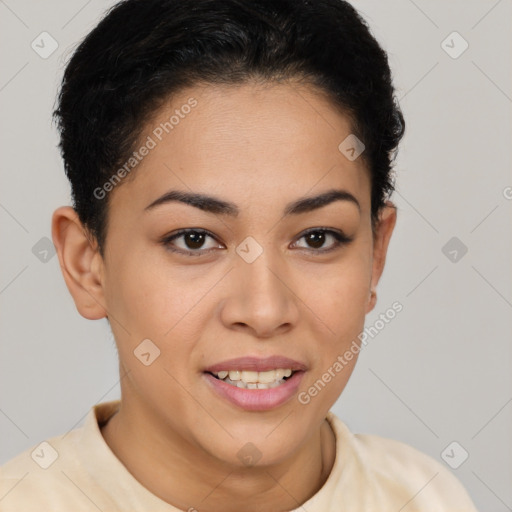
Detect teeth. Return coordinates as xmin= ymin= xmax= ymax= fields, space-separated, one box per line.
xmin=228 ymin=377 xmax=286 ymax=389
xmin=258 ymin=371 xmax=277 ymax=383
xmin=211 ymin=368 xmax=296 ymax=388
xmin=241 ymin=371 xmax=259 ymax=383
xmin=228 ymin=370 xmax=241 ymax=381
xmin=214 ymin=369 xmax=294 ymax=383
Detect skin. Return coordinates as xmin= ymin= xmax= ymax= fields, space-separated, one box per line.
xmin=52 ymin=81 xmax=396 ymax=512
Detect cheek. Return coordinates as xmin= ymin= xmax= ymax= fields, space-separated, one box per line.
xmin=105 ymin=248 xmax=205 ymax=336
xmin=302 ymin=253 xmax=371 ymax=334
xmin=298 ymin=264 xmax=369 ymax=413
xmin=104 ymin=250 xmax=221 ymax=384
xmin=105 ymin=257 xmax=201 ymax=404
xmin=313 ymin=274 xmax=368 ymax=373
xmin=299 ymin=245 xmax=371 ymax=386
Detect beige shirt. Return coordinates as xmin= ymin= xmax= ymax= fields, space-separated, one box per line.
xmin=1 ymin=400 xmax=478 ymax=511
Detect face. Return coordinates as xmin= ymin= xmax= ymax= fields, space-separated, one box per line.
xmin=54 ymin=81 xmax=396 ymax=468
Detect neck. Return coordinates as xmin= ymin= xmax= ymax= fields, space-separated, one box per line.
xmin=101 ymin=396 xmax=336 ymax=512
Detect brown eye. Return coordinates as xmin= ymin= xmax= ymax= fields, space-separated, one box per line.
xmin=293 ymin=228 xmax=352 ymax=253
xmin=304 ymin=231 xmax=327 ymax=249
xmin=181 ymin=231 xmax=207 ymax=249
xmin=161 ymin=229 xmax=224 ymax=256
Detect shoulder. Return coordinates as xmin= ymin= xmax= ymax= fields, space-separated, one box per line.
xmin=326 ymin=412 xmax=478 ymax=511
xmin=1 ymin=429 xmax=87 ymax=511
xmin=0 ymin=401 xmax=121 ymax=512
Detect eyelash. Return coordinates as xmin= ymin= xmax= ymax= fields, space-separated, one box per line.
xmin=160 ymin=228 xmax=353 ymax=257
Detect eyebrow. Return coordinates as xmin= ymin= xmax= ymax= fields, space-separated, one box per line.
xmin=144 ymin=188 xmax=360 ymax=216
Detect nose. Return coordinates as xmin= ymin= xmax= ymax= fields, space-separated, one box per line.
xmin=219 ymin=249 xmax=300 ymax=338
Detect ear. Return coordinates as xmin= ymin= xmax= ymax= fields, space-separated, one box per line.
xmin=51 ymin=206 xmax=107 ymax=320
xmin=366 ymin=201 xmax=397 ymax=313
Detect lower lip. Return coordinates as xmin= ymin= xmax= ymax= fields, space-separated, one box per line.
xmin=203 ymin=371 xmax=305 ymax=411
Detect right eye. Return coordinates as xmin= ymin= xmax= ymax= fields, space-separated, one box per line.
xmin=160 ymin=229 xmax=225 ymax=256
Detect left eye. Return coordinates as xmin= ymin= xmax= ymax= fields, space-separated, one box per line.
xmin=292 ymin=228 xmax=352 ymax=253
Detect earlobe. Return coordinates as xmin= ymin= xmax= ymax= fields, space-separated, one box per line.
xmin=51 ymin=206 xmax=107 ymax=320
xmin=367 ymin=201 xmax=397 ymax=311
xmin=366 ymin=288 xmax=377 ymax=313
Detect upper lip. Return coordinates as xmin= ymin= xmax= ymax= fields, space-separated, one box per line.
xmin=204 ymin=356 xmax=307 ymax=373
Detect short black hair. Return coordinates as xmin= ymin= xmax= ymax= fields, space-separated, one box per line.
xmin=53 ymin=0 xmax=405 ymax=257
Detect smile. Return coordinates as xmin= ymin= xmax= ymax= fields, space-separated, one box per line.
xmin=208 ymin=369 xmax=295 ymax=389
xmin=203 ymin=370 xmax=305 ymax=411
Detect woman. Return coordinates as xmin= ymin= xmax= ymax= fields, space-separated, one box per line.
xmin=0 ymin=0 xmax=478 ymax=510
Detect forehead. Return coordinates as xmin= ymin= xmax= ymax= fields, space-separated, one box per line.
xmin=109 ymin=81 xmax=370 ymax=216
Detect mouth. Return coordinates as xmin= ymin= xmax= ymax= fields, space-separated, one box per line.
xmin=202 ymin=368 xmax=306 ymax=411
xmin=205 ymin=368 xmax=298 ymax=390
xmin=202 ymin=355 xmax=307 ymax=410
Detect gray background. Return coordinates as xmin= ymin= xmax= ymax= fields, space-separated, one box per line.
xmin=1 ymin=1 xmax=511 ymax=510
